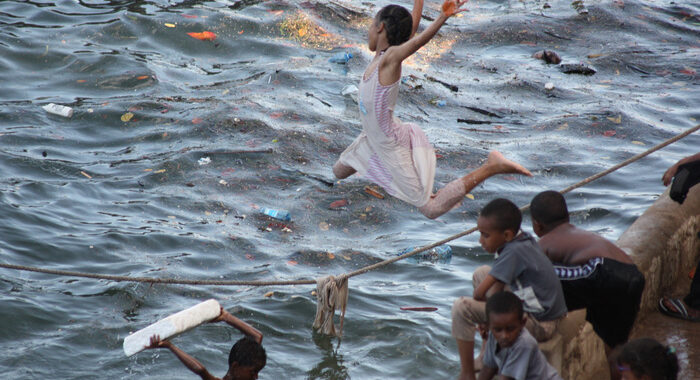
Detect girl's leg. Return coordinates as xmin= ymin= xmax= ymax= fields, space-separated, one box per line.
xmin=333 ymin=161 xmax=356 ymax=179
xmin=419 ymin=151 xmax=531 ymax=219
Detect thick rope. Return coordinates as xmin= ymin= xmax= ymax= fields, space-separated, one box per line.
xmin=1 ymin=124 xmax=698 ymax=285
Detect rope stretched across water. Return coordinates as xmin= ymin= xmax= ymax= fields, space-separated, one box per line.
xmin=1 ymin=124 xmax=699 ymax=286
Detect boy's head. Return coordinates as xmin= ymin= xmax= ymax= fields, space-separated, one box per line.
xmin=226 ymin=336 xmax=266 ymax=380
xmin=530 ymin=190 xmax=569 ymax=237
xmin=372 ymin=5 xmax=412 ymax=48
xmin=477 ymin=198 xmax=521 ymax=253
xmin=485 ymin=291 xmax=526 ymax=349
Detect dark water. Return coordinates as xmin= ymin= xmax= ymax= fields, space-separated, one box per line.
xmin=0 ymin=0 xmax=698 ymax=378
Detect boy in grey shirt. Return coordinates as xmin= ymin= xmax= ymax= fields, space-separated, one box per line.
xmin=479 ymin=291 xmax=563 ymax=380
xmin=452 ymin=198 xmax=567 ymax=380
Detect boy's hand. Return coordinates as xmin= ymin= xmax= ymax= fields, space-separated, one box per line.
xmin=147 ymin=334 xmax=171 ymax=349
xmin=211 ymin=306 xmax=226 ymax=323
xmin=441 ymin=0 xmax=468 ymax=17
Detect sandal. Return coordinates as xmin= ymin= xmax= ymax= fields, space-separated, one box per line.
xmin=658 ymin=297 xmax=700 ymax=322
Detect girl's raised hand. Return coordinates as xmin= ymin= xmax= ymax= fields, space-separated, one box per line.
xmin=441 ymin=0 xmax=468 ymax=17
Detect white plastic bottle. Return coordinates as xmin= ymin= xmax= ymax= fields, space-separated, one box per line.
xmin=42 ymin=103 xmax=73 ymax=118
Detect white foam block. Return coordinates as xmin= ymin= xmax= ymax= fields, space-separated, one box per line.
xmin=123 ymin=299 xmax=221 ymax=357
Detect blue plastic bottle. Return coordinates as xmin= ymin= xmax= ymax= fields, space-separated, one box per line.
xmin=260 ymin=207 xmax=291 ymax=221
xmin=329 ymin=52 xmax=352 ymax=64
xmin=399 ymin=244 xmax=452 ymax=264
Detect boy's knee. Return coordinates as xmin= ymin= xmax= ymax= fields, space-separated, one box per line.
xmin=472 ymin=265 xmax=492 ymax=288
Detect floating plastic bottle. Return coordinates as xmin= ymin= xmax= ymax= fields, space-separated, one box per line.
xmin=399 ymin=244 xmax=452 ymax=264
xmin=42 ymin=103 xmax=73 ymax=118
xmin=329 ymin=52 xmax=352 ymax=64
xmin=260 ymin=207 xmax=291 ymax=221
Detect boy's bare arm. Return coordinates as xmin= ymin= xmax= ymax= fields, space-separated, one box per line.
xmin=477 ymin=365 xmax=497 ymax=380
xmin=147 ymin=335 xmax=219 ymax=380
xmin=213 ymin=308 xmax=263 ymax=344
xmin=410 ymin=0 xmax=424 ymax=37
xmin=473 ymin=274 xmax=504 ymax=301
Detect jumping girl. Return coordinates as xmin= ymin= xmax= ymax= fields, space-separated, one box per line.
xmin=333 ymin=0 xmax=533 ymax=219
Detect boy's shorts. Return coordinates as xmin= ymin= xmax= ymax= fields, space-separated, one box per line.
xmin=555 ymin=257 xmax=645 ymax=348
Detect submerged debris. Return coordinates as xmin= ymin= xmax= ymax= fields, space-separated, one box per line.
xmin=532 ymin=50 xmax=562 ymax=64
xmin=559 ymin=63 xmax=596 ymax=75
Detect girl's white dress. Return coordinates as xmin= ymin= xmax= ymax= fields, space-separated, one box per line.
xmin=337 ymin=59 xmax=436 ymax=207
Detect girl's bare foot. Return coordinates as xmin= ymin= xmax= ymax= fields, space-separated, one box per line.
xmin=484 ymin=151 xmax=533 ymax=177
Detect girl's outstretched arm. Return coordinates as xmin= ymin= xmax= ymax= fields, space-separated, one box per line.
xmin=411 ymin=0 xmax=424 ymax=37
xmin=381 ymin=0 xmax=467 ymax=84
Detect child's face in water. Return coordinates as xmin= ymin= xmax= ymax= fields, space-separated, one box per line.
xmin=487 ymin=311 xmax=525 ymax=349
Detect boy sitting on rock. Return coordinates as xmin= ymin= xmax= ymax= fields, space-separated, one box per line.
xmin=478 ymin=291 xmax=563 ymax=380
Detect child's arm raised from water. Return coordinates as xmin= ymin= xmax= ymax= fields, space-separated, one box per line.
xmin=212 ymin=307 xmax=263 ymax=344
xmin=410 ymin=0 xmax=425 ymax=37
xmin=147 ymin=335 xmax=218 ymax=380
xmin=382 ymin=0 xmax=467 ymax=82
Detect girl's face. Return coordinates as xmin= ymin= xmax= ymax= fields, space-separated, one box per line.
xmin=368 ymin=17 xmax=379 ymax=52
xmin=618 ymin=363 xmax=648 ymax=380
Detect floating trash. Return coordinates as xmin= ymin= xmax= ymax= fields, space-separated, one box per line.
xmin=42 ymin=103 xmax=73 ymax=118
xmin=260 ymin=207 xmax=291 ymax=221
xmin=399 ymin=244 xmax=452 ymax=264
xmin=198 ymin=157 xmax=211 ymax=165
xmin=329 ymin=52 xmax=352 ymax=64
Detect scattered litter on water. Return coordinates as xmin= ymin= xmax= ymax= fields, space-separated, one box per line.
xmin=545 ymin=82 xmax=555 ymax=91
xmin=364 ymin=186 xmax=384 ymax=199
xmin=187 ymin=31 xmax=216 ymax=41
xmin=607 ymin=115 xmax=622 ymax=124
xmin=400 ymin=307 xmax=438 ymax=312
xmin=42 ymin=103 xmax=73 ymax=118
xmin=260 ymin=207 xmax=291 ymax=221
xmin=198 ymin=157 xmax=211 ymax=165
xmin=571 ymin=0 xmax=589 ymax=15
xmin=329 ymin=52 xmax=352 ymax=64
xmin=120 ymin=112 xmax=134 ymax=122
xmin=329 ymin=199 xmax=348 ymax=209
xmin=559 ymin=63 xmax=596 ymax=75
xmin=532 ymin=50 xmax=562 ymax=64
xmin=399 ymin=244 xmax=452 ymax=264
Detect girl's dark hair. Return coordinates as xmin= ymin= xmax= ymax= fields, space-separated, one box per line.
xmin=617 ymin=338 xmax=679 ymax=380
xmin=376 ymin=5 xmax=413 ymax=46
